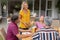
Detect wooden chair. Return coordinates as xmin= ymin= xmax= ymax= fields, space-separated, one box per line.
xmin=0 ymin=16 xmax=2 ymax=23
xmin=51 ymin=20 xmax=60 ymax=27
xmin=0 ymin=28 xmax=6 ymax=40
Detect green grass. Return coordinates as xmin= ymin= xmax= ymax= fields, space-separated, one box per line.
xmin=0 ymin=35 xmax=3 ymax=40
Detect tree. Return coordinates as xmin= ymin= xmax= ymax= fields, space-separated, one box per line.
xmin=1 ymin=0 xmax=7 ymax=5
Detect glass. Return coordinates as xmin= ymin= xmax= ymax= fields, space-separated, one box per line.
xmin=59 ymin=27 xmax=60 ymax=36
xmin=32 ymin=26 xmax=37 ymax=33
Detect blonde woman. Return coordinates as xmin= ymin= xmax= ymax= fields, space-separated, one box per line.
xmin=36 ymin=16 xmax=46 ymax=29
xmin=19 ymin=1 xmax=30 ymax=30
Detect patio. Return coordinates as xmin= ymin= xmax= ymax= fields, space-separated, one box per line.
xmin=0 ymin=18 xmax=7 ymax=32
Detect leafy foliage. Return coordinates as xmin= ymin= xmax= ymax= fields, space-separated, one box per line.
xmin=1 ymin=0 xmax=7 ymax=5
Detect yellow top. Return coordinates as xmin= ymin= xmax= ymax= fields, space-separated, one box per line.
xmin=19 ymin=9 xmax=30 ymax=28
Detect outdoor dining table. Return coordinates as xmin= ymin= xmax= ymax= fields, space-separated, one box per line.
xmin=21 ymin=28 xmax=58 ymax=40
xmin=21 ymin=32 xmax=32 ymax=40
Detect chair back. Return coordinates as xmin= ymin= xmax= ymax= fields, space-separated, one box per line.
xmin=51 ymin=20 xmax=60 ymax=27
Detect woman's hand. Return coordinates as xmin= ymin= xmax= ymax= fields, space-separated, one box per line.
xmin=24 ymin=23 xmax=28 ymax=27
xmin=45 ymin=26 xmax=50 ymax=29
xmin=24 ymin=23 xmax=31 ymax=28
xmin=36 ymin=28 xmax=40 ymax=32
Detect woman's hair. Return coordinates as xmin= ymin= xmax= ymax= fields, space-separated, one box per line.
xmin=21 ymin=1 xmax=28 ymax=10
xmin=11 ymin=15 xmax=19 ymax=22
xmin=39 ymin=16 xmax=44 ymax=22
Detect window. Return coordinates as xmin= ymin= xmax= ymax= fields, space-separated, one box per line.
xmin=47 ymin=10 xmax=52 ymax=17
xmin=47 ymin=1 xmax=52 ymax=9
xmin=7 ymin=0 xmax=53 ymax=18
xmin=46 ymin=0 xmax=52 ymax=17
xmin=34 ymin=0 xmax=39 ymax=17
xmin=27 ymin=0 xmax=33 ymax=11
xmin=41 ymin=0 xmax=46 ymax=16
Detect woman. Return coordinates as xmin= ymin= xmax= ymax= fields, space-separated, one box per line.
xmin=36 ymin=16 xmax=46 ymax=29
xmin=19 ymin=1 xmax=30 ymax=30
xmin=6 ymin=15 xmax=32 ymax=40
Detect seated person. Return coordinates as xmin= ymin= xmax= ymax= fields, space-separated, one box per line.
xmin=36 ymin=16 xmax=46 ymax=29
xmin=35 ymin=16 xmax=46 ymax=31
xmin=33 ymin=16 xmax=51 ymax=32
xmin=6 ymin=15 xmax=32 ymax=40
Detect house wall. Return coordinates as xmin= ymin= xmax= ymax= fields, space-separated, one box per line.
xmin=52 ymin=0 xmax=58 ymax=19
xmin=0 ymin=0 xmax=1 ymax=16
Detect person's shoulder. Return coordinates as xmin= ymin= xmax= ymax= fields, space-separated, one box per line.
xmin=8 ymin=22 xmax=15 ymax=27
xmin=19 ymin=10 xmax=23 ymax=12
xmin=35 ymin=21 xmax=39 ymax=24
xmin=19 ymin=10 xmax=23 ymax=14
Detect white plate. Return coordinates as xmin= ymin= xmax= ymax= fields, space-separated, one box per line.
xmin=22 ymin=32 xmax=31 ymax=35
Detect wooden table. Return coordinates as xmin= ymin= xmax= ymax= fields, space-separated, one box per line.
xmin=22 ymin=32 xmax=32 ymax=40
xmin=32 ymin=29 xmax=58 ymax=40
xmin=21 ymin=28 xmax=58 ymax=40
xmin=22 ymin=37 xmax=32 ymax=40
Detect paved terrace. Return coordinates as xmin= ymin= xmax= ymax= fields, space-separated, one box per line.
xmin=0 ymin=18 xmax=7 ymax=32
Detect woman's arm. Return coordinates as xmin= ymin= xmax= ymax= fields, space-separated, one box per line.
xmin=43 ymin=23 xmax=50 ymax=28
xmin=35 ymin=22 xmax=40 ymax=32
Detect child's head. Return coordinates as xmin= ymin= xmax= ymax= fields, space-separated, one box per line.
xmin=31 ymin=17 xmax=35 ymax=21
xmin=31 ymin=13 xmax=37 ymax=21
xmin=39 ymin=16 xmax=44 ymax=22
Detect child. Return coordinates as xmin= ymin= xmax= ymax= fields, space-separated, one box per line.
xmin=29 ymin=13 xmax=37 ymax=32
